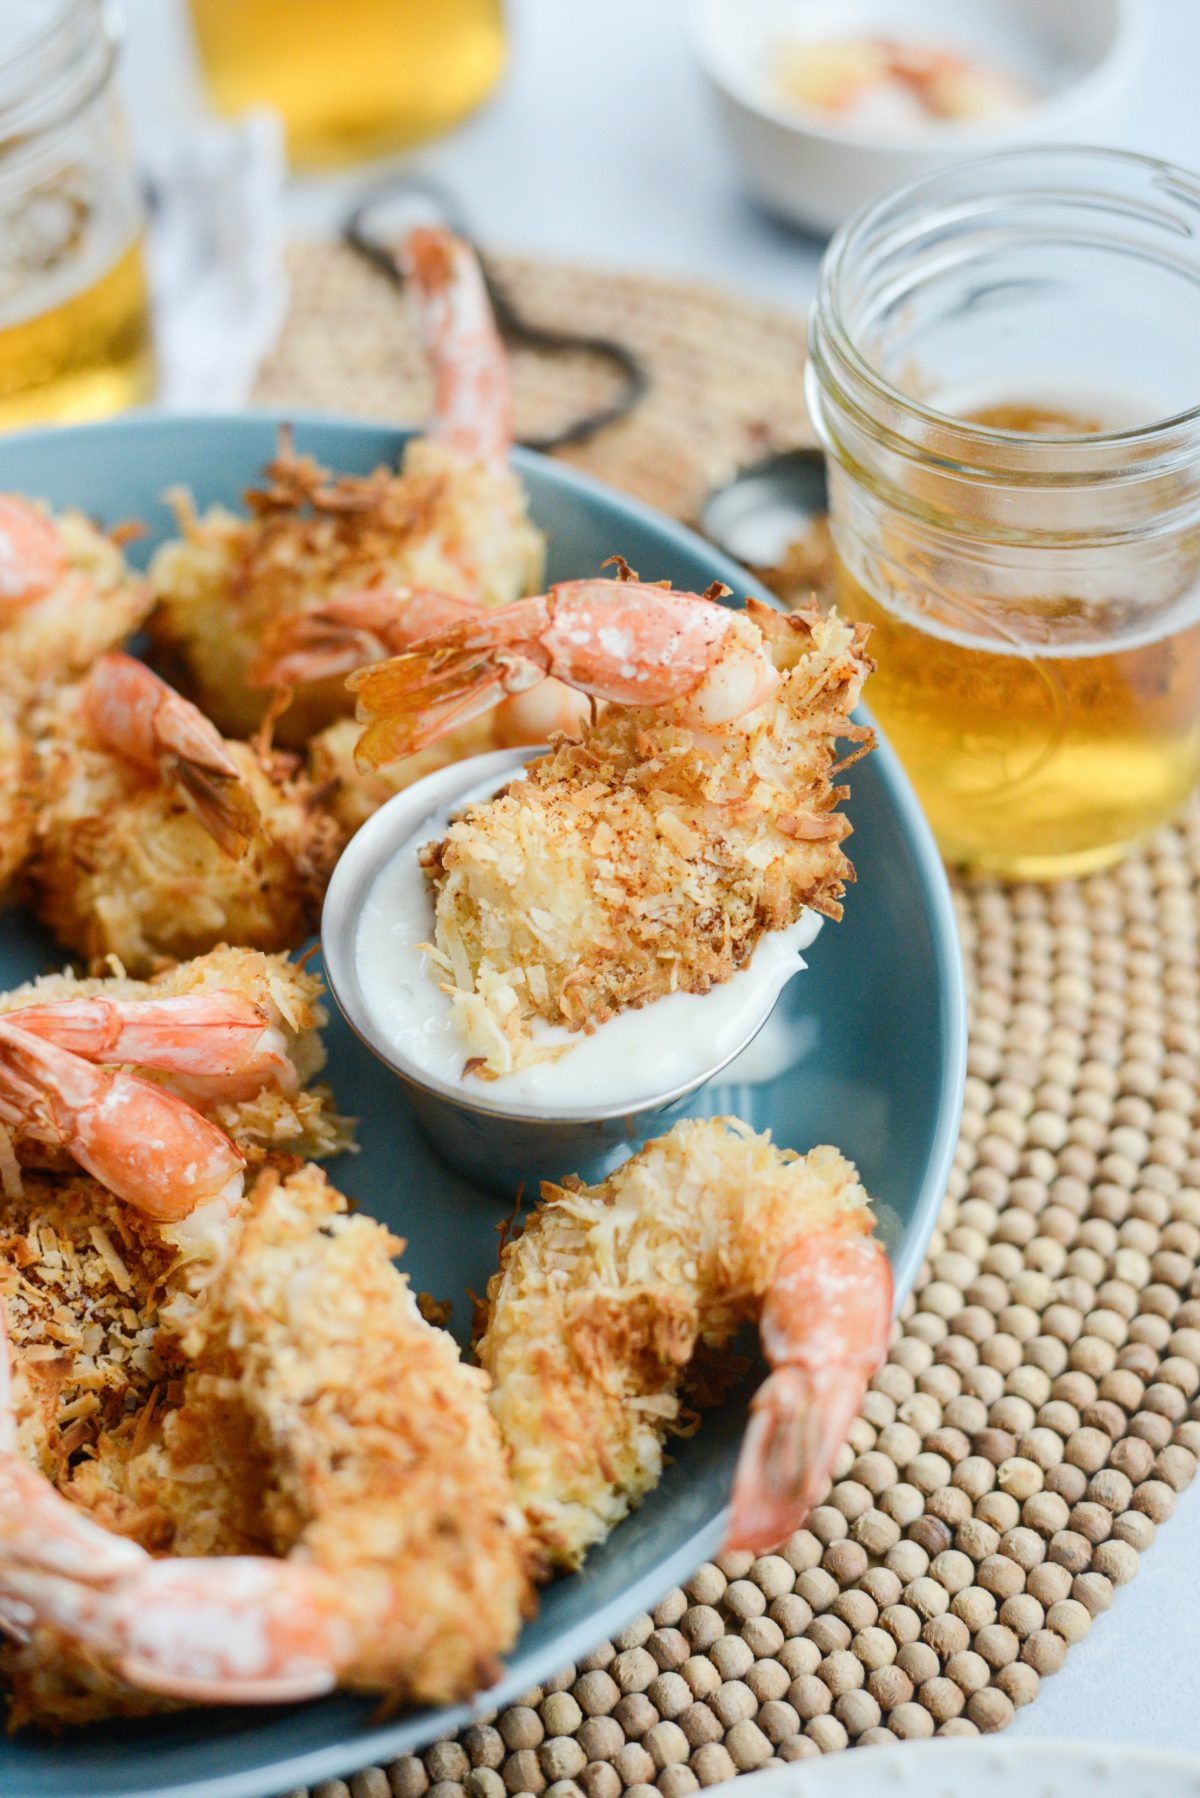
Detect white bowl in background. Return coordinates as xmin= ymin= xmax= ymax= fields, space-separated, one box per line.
xmin=691 ymin=0 xmax=1146 ymax=235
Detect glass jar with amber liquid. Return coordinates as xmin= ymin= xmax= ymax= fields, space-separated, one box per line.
xmin=0 ymin=1 xmax=154 ymax=427
xmin=807 ymin=148 xmax=1200 ymax=880
xmin=188 ymin=0 xmax=507 ymax=169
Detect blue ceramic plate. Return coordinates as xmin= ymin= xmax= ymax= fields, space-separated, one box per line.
xmin=0 ymin=415 xmax=965 ymax=1798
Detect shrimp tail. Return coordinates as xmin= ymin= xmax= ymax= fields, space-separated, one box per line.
xmin=0 ymin=1559 xmax=347 ymax=1705
xmin=725 ymin=1229 xmax=893 ymax=1554
xmin=725 ymin=1363 xmax=871 ymax=1552
xmin=402 ymin=227 xmax=511 ymax=463
xmin=83 ymin=653 xmax=261 ymax=858
xmin=165 ymin=753 xmax=262 ymax=859
xmin=348 ymin=645 xmax=542 ymax=770
xmin=0 ymin=1019 xmax=245 ymax=1221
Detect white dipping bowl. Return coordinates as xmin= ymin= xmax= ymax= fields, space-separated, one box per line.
xmin=691 ymin=0 xmax=1145 ymax=236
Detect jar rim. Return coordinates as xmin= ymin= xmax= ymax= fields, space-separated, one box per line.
xmin=0 ymin=0 xmax=118 ymax=148
xmin=812 ymin=144 xmax=1200 ymax=476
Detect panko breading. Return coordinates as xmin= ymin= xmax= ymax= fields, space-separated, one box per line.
xmin=0 ymin=946 xmax=351 ymax=1166
xmin=3 ymin=1164 xmax=533 ymax=1728
xmin=477 ymin=1117 xmax=876 ymax=1569
xmin=21 ymin=682 xmax=342 ymax=975
xmin=0 ymin=508 xmax=150 ymax=713
xmin=422 ymin=603 xmax=871 ymax=1074
xmin=149 ymin=436 xmax=545 ymax=746
xmin=1 ymin=1173 xmax=172 ymax=1489
xmin=178 ymin=1163 xmax=532 ymax=1699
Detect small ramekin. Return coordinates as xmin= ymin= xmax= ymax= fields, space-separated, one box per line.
xmin=320 ymin=747 xmax=797 ymax=1197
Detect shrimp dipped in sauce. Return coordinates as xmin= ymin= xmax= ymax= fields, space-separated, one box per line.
xmin=478 ymin=1117 xmax=892 ymax=1566
xmin=21 ymin=655 xmax=341 ymax=974
xmin=0 ymin=496 xmax=150 ymax=714
xmin=351 ymin=575 xmax=872 ymax=1075
xmin=148 ymin=227 xmax=546 ymax=750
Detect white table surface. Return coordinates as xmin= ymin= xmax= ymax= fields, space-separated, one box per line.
xmin=119 ymin=0 xmax=1200 ymax=1755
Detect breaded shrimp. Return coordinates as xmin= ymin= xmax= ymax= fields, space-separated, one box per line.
xmin=22 ymin=656 xmax=341 ymax=974
xmin=148 ymin=228 xmax=545 ymax=747
xmin=379 ymin=592 xmax=871 ymax=1074
xmin=477 ymin=1118 xmax=891 ymax=1567
xmin=0 ymin=497 xmax=150 ymax=712
xmin=1 ymin=1165 xmax=533 ymax=1727
xmin=0 ymin=945 xmax=350 ymax=1165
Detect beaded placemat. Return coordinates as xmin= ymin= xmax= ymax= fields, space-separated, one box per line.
xmin=261 ymin=245 xmax=1200 ymax=1798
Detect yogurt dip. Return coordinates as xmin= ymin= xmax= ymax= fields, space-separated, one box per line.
xmin=353 ymin=768 xmax=823 ymax=1118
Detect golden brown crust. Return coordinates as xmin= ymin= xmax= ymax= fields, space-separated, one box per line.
xmin=476 ymin=1117 xmax=873 ymax=1568
xmin=3 ymin=1164 xmax=532 ymax=1727
xmin=21 ymin=689 xmax=343 ymax=975
xmin=427 ymin=604 xmax=873 ymax=1073
xmin=148 ymin=436 xmax=545 ymax=745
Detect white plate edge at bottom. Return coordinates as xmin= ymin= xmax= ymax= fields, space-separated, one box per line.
xmin=727 ymin=1736 xmax=1200 ymax=1797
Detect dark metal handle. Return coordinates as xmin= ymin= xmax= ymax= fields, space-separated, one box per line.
xmin=343 ymin=175 xmax=650 ymax=453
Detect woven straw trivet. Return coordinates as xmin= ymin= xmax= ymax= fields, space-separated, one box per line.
xmin=264 ymin=245 xmax=1200 ymax=1798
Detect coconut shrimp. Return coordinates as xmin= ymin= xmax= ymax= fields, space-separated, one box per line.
xmin=361 ymin=585 xmax=872 ymax=1075
xmin=21 ymin=654 xmax=341 ymax=975
xmin=0 ymin=945 xmax=349 ymax=1166
xmin=1 ymin=1163 xmax=532 ymax=1728
xmin=477 ymin=1117 xmax=891 ymax=1568
xmin=148 ymin=227 xmax=545 ymax=747
xmin=0 ymin=496 xmax=150 ymax=713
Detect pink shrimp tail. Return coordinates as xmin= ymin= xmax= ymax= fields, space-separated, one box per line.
xmin=0 ymin=1558 xmax=348 ymax=1704
xmin=251 ymin=585 xmax=486 ymax=689
xmin=726 ymin=1230 xmax=893 ymax=1553
xmin=349 ymin=640 xmax=544 ymax=769
xmin=11 ymin=992 xmax=295 ymax=1100
xmin=0 ymin=1019 xmax=245 ymax=1220
xmin=82 ymin=653 xmax=260 ymax=857
xmin=402 ymin=227 xmax=512 ymax=463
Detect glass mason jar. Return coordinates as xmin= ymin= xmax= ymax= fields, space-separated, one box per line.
xmin=807 ymin=147 xmax=1200 ymax=881
xmin=0 ymin=0 xmax=154 ymax=429
xmin=188 ymin=0 xmax=508 ymax=170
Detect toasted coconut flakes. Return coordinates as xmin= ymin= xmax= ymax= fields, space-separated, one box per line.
xmin=88 ymin=1227 xmax=133 ymax=1294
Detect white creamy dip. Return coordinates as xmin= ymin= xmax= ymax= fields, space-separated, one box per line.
xmin=353 ymin=770 xmax=824 ymax=1118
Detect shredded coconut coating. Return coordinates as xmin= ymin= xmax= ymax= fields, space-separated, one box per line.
xmin=4 ymin=1164 xmax=532 ymax=1726
xmin=149 ymin=437 xmax=545 ymax=745
xmin=22 ymin=686 xmax=343 ymax=976
xmin=181 ymin=1163 xmax=532 ymax=1698
xmin=476 ymin=1117 xmax=874 ymax=1569
xmin=1 ymin=511 xmax=150 ymax=714
xmin=424 ymin=603 xmax=872 ymax=1075
xmin=1 ymin=1173 xmax=174 ymax=1489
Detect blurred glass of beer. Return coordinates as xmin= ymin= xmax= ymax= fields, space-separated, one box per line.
xmin=188 ymin=0 xmax=507 ymax=168
xmin=807 ymin=150 xmax=1200 ymax=880
xmin=0 ymin=1 xmax=154 ymax=428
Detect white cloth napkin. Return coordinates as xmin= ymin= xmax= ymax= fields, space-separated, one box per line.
xmin=142 ymin=109 xmax=288 ymax=410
